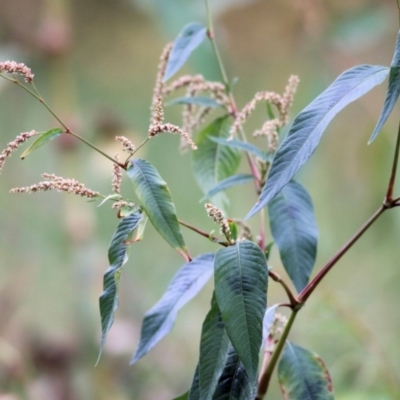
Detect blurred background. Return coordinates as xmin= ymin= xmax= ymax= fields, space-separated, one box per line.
xmin=0 ymin=0 xmax=399 ymax=399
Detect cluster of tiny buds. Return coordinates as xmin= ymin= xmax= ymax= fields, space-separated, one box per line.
xmin=112 ymin=199 xmax=135 ymax=210
xmin=0 ymin=130 xmax=38 ymax=173
xmin=204 ymin=203 xmax=231 ymax=240
xmin=115 ymin=136 xmax=135 ymax=154
xmin=112 ymin=154 xmax=122 ymax=194
xmin=0 ymin=61 xmax=34 ymax=83
xmin=10 ymin=173 xmax=101 ymax=199
xmin=148 ymin=122 xmax=197 ymax=150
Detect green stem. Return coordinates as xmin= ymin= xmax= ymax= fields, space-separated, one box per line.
xmin=256 ymin=309 xmax=298 ymax=399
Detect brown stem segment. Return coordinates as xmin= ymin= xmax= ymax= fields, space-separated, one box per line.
xmin=385 ymin=120 xmax=400 ymax=201
xmin=298 ymin=205 xmax=385 ymax=303
xmin=178 ymin=219 xmax=229 ymax=247
xmin=268 ymin=271 xmax=299 ymax=307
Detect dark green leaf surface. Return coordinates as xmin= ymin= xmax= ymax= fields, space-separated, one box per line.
xmin=369 ymin=30 xmax=400 ymax=143
xmin=245 ymin=65 xmax=389 ymax=220
xmin=166 ymin=96 xmax=221 ymax=108
xmin=214 ymin=240 xmax=268 ymax=384
xmin=189 ymin=365 xmax=201 ymax=400
xmin=20 ymin=128 xmax=63 ymax=159
xmin=164 ymin=22 xmax=207 ymax=82
xmin=193 ymin=117 xmax=241 ymax=209
xmin=210 ymin=137 xmax=271 ymax=163
xmin=212 ymin=347 xmax=253 ymax=400
xmin=278 ymin=341 xmax=334 ymax=400
xmin=131 ymin=253 xmax=214 ymax=364
xmin=127 ymin=159 xmax=189 ymax=260
xmin=268 ymin=180 xmax=318 ymax=292
xmin=98 ymin=211 xmax=142 ymax=363
xmin=199 ymin=294 xmax=231 ymax=400
xmin=200 ymin=174 xmax=254 ymax=202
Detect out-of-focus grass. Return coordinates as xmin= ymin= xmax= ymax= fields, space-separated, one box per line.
xmin=0 ymin=0 xmax=399 ymax=399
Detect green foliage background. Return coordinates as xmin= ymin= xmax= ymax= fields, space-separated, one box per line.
xmin=0 ymin=0 xmax=399 ymax=399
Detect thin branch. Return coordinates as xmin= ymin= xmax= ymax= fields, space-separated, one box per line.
xmin=178 ymin=219 xmax=229 ymax=246
xmin=385 ymin=120 xmax=400 ymax=201
xmin=268 ymin=270 xmax=299 ymax=307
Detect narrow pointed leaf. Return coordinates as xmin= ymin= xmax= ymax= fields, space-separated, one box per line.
xmin=200 ymin=174 xmax=254 ymax=202
xmin=210 ymin=137 xmax=271 ymax=163
xmin=245 ymin=64 xmax=389 ymax=220
xmin=20 ymin=128 xmax=63 ymax=159
xmin=214 ymin=240 xmax=268 ymax=384
xmin=193 ymin=117 xmax=241 ymax=209
xmin=211 ymin=347 xmax=253 ymax=400
xmin=369 ymin=30 xmax=400 ymax=143
xmin=166 ymin=96 xmax=221 ymax=108
xmin=268 ymin=180 xmax=318 ymax=293
xmin=199 ymin=293 xmax=231 ymax=400
xmin=131 ymin=253 xmax=214 ymax=364
xmin=127 ymin=159 xmax=189 ymax=260
xmin=98 ymin=211 xmax=142 ymax=363
xmin=164 ymin=22 xmax=207 ymax=82
xmin=189 ymin=365 xmax=201 ymax=400
xmin=278 ymin=341 xmax=334 ymax=400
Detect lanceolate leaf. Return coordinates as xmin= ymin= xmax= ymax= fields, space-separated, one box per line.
xmin=127 ymin=159 xmax=189 ymax=260
xmin=189 ymin=365 xmax=201 ymax=400
xmin=214 ymin=240 xmax=268 ymax=384
xmin=166 ymin=96 xmax=221 ymax=108
xmin=211 ymin=347 xmax=253 ymax=400
xmin=98 ymin=211 xmax=142 ymax=364
xmin=268 ymin=180 xmax=318 ymax=293
xmin=199 ymin=293 xmax=231 ymax=400
xmin=20 ymin=128 xmax=63 ymax=159
xmin=200 ymin=174 xmax=254 ymax=202
xmin=245 ymin=64 xmax=389 ymax=220
xmin=369 ymin=30 xmax=400 ymax=143
xmin=193 ymin=117 xmax=241 ymax=209
xmin=278 ymin=341 xmax=334 ymax=400
xmin=164 ymin=22 xmax=207 ymax=82
xmin=131 ymin=253 xmax=214 ymax=364
xmin=210 ymin=137 xmax=271 ymax=163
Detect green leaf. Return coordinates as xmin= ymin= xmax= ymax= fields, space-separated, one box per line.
xmin=173 ymin=392 xmax=190 ymax=400
xmin=189 ymin=365 xmax=201 ymax=400
xmin=198 ymin=293 xmax=231 ymax=400
xmin=166 ymin=96 xmax=221 ymax=108
xmin=369 ymin=30 xmax=400 ymax=143
xmin=193 ymin=117 xmax=241 ymax=209
xmin=214 ymin=240 xmax=268 ymax=384
xmin=131 ymin=253 xmax=214 ymax=364
xmin=133 ymin=212 xmax=148 ymax=242
xmin=20 ymin=128 xmax=63 ymax=159
xmin=200 ymin=174 xmax=254 ymax=202
xmin=127 ymin=159 xmax=189 ymax=260
xmin=268 ymin=180 xmax=318 ymax=293
xmin=245 ymin=65 xmax=389 ymax=220
xmin=164 ymin=22 xmax=207 ymax=82
xmin=97 ymin=194 xmax=121 ymax=207
xmin=209 ymin=137 xmax=271 ymax=163
xmin=211 ymin=347 xmax=253 ymax=400
xmin=97 ymin=211 xmax=142 ymax=364
xmin=278 ymin=341 xmax=334 ymax=400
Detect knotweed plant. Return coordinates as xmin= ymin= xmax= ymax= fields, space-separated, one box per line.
xmin=2 ymin=2 xmax=400 ymax=399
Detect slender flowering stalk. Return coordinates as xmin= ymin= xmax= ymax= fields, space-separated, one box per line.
xmin=112 ymin=154 xmax=122 ymax=194
xmin=115 ymin=136 xmax=136 ymax=154
xmin=0 ymin=61 xmax=34 ymax=83
xmin=148 ymin=122 xmax=197 ymax=150
xmin=10 ymin=173 xmax=101 ymax=199
xmin=0 ymin=131 xmax=38 ymax=173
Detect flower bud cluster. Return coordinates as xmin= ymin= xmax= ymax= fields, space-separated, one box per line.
xmin=0 ymin=61 xmax=34 ymax=83
xmin=205 ymin=203 xmax=231 ymax=239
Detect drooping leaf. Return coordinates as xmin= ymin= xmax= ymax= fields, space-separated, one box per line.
xmin=192 ymin=117 xmax=241 ymax=209
xmin=189 ymin=365 xmax=201 ymax=400
xmin=210 ymin=137 xmax=271 ymax=163
xmin=133 ymin=212 xmax=148 ymax=242
xmin=198 ymin=293 xmax=231 ymax=400
xmin=131 ymin=253 xmax=214 ymax=364
xmin=214 ymin=240 xmax=268 ymax=384
xmin=97 ymin=194 xmax=121 ymax=208
xmin=268 ymin=180 xmax=318 ymax=293
xmin=369 ymin=30 xmax=400 ymax=143
xmin=166 ymin=96 xmax=221 ymax=108
xmin=127 ymin=159 xmax=189 ymax=261
xmin=262 ymin=304 xmax=279 ymax=344
xmin=97 ymin=211 xmax=142 ymax=364
xmin=200 ymin=174 xmax=254 ymax=202
xmin=245 ymin=65 xmax=389 ymax=220
xmin=211 ymin=347 xmax=253 ymax=400
xmin=20 ymin=128 xmax=63 ymax=159
xmin=278 ymin=341 xmax=334 ymax=400
xmin=164 ymin=22 xmax=207 ymax=82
